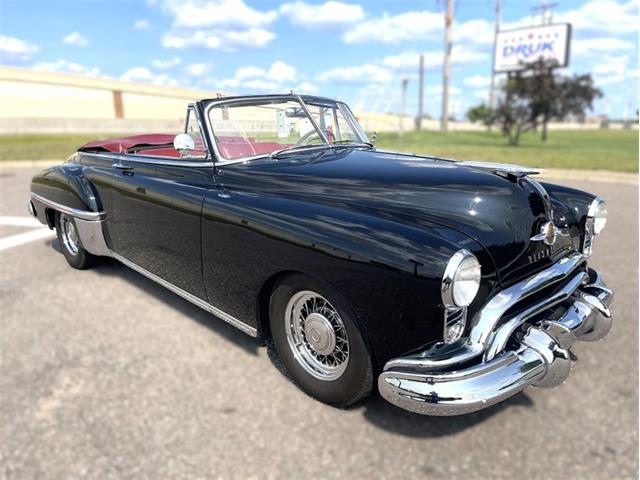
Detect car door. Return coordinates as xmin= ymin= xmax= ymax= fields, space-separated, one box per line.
xmin=109 ymin=109 xmax=213 ymax=300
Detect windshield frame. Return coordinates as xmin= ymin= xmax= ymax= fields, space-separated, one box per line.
xmin=203 ymin=94 xmax=367 ymax=165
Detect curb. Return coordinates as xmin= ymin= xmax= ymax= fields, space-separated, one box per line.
xmin=1 ymin=159 xmax=637 ymax=185
xmin=537 ymin=168 xmax=638 ymax=186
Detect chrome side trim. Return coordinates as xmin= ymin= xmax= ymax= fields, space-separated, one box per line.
xmin=111 ymin=253 xmax=258 ymax=337
xmin=73 ymin=218 xmax=111 ymax=256
xmin=83 ymin=152 xmax=214 ymax=168
xmin=31 ymin=192 xmax=105 ymax=221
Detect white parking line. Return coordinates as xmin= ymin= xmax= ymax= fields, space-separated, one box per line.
xmin=0 ymin=216 xmax=56 ymax=252
xmin=0 ymin=228 xmax=56 ymax=252
xmin=0 ymin=216 xmax=43 ymax=227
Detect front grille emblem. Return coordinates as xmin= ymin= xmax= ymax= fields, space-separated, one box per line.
xmin=531 ymin=221 xmax=558 ymax=246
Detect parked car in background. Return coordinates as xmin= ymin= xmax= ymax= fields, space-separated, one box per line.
xmin=29 ymin=94 xmax=613 ymax=415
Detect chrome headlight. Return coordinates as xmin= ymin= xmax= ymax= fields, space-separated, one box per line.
xmin=441 ymin=249 xmax=481 ymax=308
xmin=591 ymin=199 xmax=608 ymax=234
xmin=583 ymin=198 xmax=607 ymax=256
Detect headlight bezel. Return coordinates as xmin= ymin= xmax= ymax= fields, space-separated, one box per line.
xmin=583 ymin=197 xmax=607 ymax=256
xmin=589 ymin=198 xmax=608 ymax=235
xmin=441 ymin=249 xmax=482 ymax=308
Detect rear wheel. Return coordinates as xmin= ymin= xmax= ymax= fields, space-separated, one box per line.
xmin=269 ymin=274 xmax=373 ymax=407
xmin=55 ymin=212 xmax=95 ymax=269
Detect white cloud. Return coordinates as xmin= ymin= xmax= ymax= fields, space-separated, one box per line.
xmin=572 ymin=37 xmax=635 ymax=56
xmin=217 ymin=77 xmax=240 ymax=88
xmin=342 ymin=10 xmax=495 ymax=46
xmin=156 ymin=0 xmax=278 ymax=51
xmin=317 ymin=63 xmax=393 ymax=84
xmin=162 ymin=28 xmax=275 ymax=50
xmin=62 ymin=31 xmax=89 ymax=47
xmin=162 ymin=0 xmax=277 ymax=29
xmin=186 ymin=62 xmax=212 ymax=76
xmin=343 ymin=10 xmax=441 ymax=44
xmin=120 ymin=66 xmax=178 ymax=86
xmin=455 ymin=19 xmax=494 ymax=44
xmin=134 ymin=19 xmax=153 ymax=30
xmin=592 ymin=55 xmax=630 ymax=85
xmin=295 ymin=81 xmax=317 ymax=93
xmin=464 ymin=75 xmax=491 ymax=88
xmin=280 ymin=1 xmax=365 ymax=29
xmin=557 ymin=0 xmax=639 ymax=34
xmin=242 ymin=78 xmax=282 ymax=90
xmin=33 ymin=59 xmax=100 ymax=77
xmin=0 ymin=34 xmax=39 ymax=62
xmin=236 ymin=65 xmax=266 ymax=79
xmin=152 ymin=57 xmax=181 ymax=69
xmin=216 ymin=61 xmax=298 ymax=91
xmin=266 ymin=60 xmax=296 ymax=82
xmin=383 ymin=46 xmax=489 ymax=71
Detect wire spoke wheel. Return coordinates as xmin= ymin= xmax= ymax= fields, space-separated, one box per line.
xmin=284 ymin=290 xmax=349 ymax=381
xmin=60 ymin=214 xmax=79 ymax=256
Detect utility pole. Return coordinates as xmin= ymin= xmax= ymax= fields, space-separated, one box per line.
xmin=531 ymin=1 xmax=557 ymax=25
xmin=400 ymin=77 xmax=409 ymax=136
xmin=488 ymin=0 xmax=500 ymax=111
xmin=416 ymin=54 xmax=424 ymax=130
xmin=441 ymin=0 xmax=453 ymax=131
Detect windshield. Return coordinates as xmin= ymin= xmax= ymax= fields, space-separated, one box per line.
xmin=207 ymin=97 xmax=367 ymax=162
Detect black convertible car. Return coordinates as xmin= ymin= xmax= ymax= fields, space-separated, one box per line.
xmin=29 ymin=94 xmax=613 ymax=416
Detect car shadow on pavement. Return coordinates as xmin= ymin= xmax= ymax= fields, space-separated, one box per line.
xmin=90 ymin=255 xmax=261 ymax=357
xmin=359 ymin=392 xmax=534 ymax=437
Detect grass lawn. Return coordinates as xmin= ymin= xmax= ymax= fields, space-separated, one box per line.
xmin=0 ymin=133 xmax=128 ymax=163
xmin=377 ymin=129 xmax=638 ymax=172
xmin=1 ymin=129 xmax=638 ymax=172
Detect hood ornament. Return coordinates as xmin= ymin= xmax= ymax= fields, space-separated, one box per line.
xmin=531 ymin=221 xmax=558 ymax=246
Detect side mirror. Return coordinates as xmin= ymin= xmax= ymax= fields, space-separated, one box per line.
xmin=369 ymin=131 xmax=377 ymax=146
xmin=174 ymin=133 xmax=195 ymax=157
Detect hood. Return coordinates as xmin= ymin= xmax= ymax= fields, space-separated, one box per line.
xmin=220 ymin=149 xmax=581 ymax=286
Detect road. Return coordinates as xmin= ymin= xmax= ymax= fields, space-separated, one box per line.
xmin=1 ymin=167 xmax=638 ymax=479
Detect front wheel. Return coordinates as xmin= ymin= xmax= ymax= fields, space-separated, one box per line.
xmin=269 ymin=274 xmax=373 ymax=407
xmin=55 ymin=212 xmax=95 ymax=269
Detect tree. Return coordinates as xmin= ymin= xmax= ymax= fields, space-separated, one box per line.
xmin=466 ymin=104 xmax=492 ymax=125
xmin=482 ymin=61 xmax=602 ymax=145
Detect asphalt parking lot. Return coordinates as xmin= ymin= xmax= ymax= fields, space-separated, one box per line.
xmin=1 ymin=167 xmax=638 ymax=479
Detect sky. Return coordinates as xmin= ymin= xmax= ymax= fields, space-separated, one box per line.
xmin=0 ymin=0 xmax=638 ymax=119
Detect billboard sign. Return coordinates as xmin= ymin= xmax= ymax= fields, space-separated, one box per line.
xmin=494 ymin=23 xmax=571 ymax=73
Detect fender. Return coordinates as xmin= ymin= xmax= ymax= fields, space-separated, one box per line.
xmin=30 ymin=154 xmax=110 ymax=256
xmin=541 ymin=181 xmax=597 ymax=225
xmin=201 ymin=188 xmax=498 ymax=365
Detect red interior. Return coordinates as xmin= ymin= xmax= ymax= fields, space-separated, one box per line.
xmin=79 ymin=133 xmax=293 ymax=160
xmin=80 ymin=134 xmax=176 ymax=154
xmin=216 ymin=136 xmax=292 ymax=160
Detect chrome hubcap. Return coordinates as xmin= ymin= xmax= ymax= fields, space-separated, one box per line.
xmin=284 ymin=291 xmax=349 ymax=380
xmin=60 ymin=214 xmax=79 ymax=255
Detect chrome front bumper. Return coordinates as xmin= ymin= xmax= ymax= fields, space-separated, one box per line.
xmin=378 ymin=253 xmax=613 ymax=416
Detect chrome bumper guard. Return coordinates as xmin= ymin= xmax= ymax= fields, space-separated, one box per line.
xmin=378 ymin=253 xmax=613 ymax=416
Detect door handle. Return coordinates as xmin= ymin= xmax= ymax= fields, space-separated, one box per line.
xmin=112 ymin=162 xmax=133 ymax=170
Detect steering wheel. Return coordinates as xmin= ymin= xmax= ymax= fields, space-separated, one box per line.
xmin=296 ymin=128 xmax=335 ymax=146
